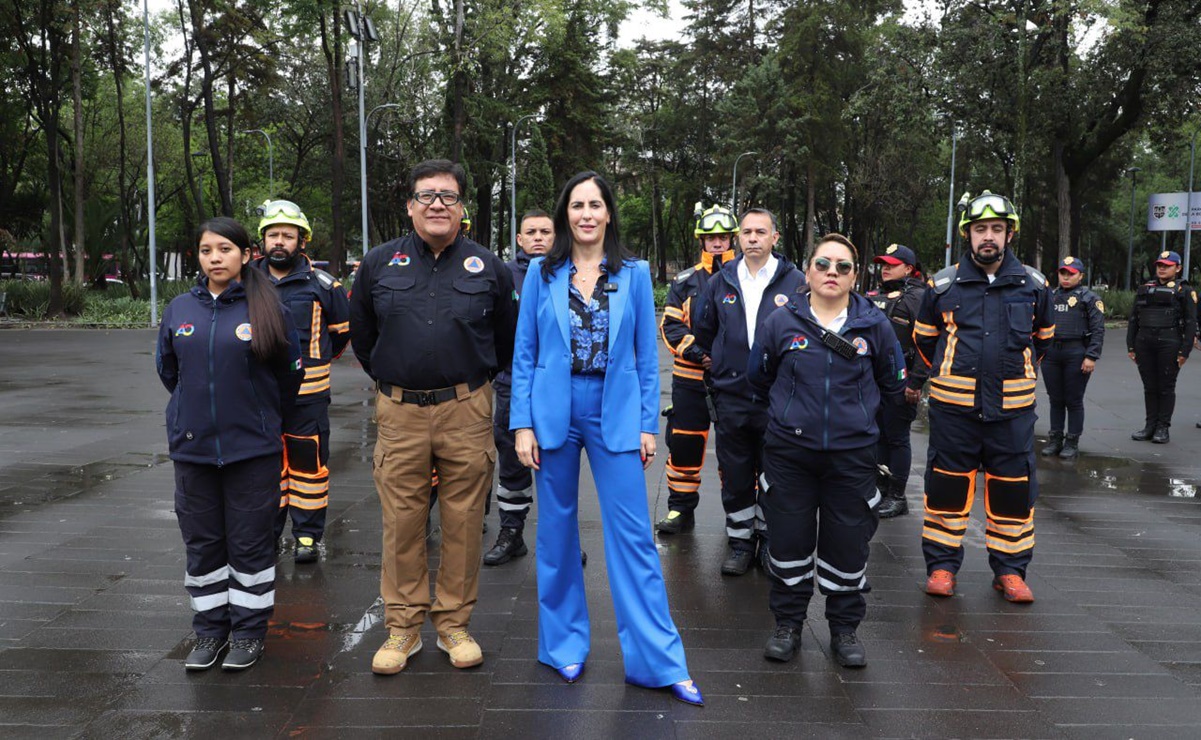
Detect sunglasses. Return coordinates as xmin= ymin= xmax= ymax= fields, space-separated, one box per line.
xmin=813 ymin=256 xmax=855 ymax=275
xmin=412 ymin=190 xmax=462 ymax=206
xmin=257 ymin=200 xmax=304 ymax=219
xmin=965 ymin=193 xmax=1016 ymax=220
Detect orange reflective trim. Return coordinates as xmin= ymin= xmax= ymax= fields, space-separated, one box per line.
xmin=309 ymin=303 xmax=323 ymax=358
xmin=932 ymin=375 xmax=976 ymax=390
xmin=1036 ymin=325 xmax=1055 ymax=339
xmin=929 ymin=387 xmax=974 ymax=406
xmin=672 ymin=365 xmax=706 ymax=382
xmin=677 ymin=334 xmax=696 ymax=356
xmin=913 ymin=321 xmax=939 ymax=337
xmin=1002 ymin=378 xmax=1036 ymax=392
xmin=986 ymin=520 xmax=1035 ymax=538
xmin=304 ymin=364 xmax=331 ymax=380
xmin=924 ymin=513 xmax=969 ymax=528
xmin=287 ymin=494 xmax=329 ymax=510
xmin=1023 ymin=346 xmax=1035 ymax=378
xmin=328 ymin=321 xmax=350 ymax=333
xmin=288 ymin=479 xmax=329 ymax=494
xmin=985 ymin=534 xmax=1035 ymax=553
xmin=279 ymin=494 xmax=288 ymax=508
xmin=663 ymin=306 xmax=686 ymax=321
xmin=300 ymin=379 xmax=332 ymax=394
xmin=666 ymin=482 xmax=701 ymax=493
xmin=922 ymin=528 xmax=964 ymax=548
xmin=1002 ymin=394 xmax=1035 ymax=409
xmin=667 ymin=466 xmax=704 ymax=475
xmin=939 ymin=311 xmax=959 ymax=377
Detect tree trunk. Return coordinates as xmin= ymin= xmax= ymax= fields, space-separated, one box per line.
xmin=104 ymin=0 xmax=136 ymax=294
xmin=1054 ymin=141 xmax=1071 ymax=264
xmin=319 ymin=2 xmax=347 ymax=274
xmin=805 ymin=160 xmax=815 ymax=256
xmin=71 ymin=0 xmax=85 ymax=284
xmin=188 ymin=2 xmax=233 ymax=217
xmin=451 ymin=0 xmax=465 ymax=163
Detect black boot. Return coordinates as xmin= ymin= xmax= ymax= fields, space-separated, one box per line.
xmin=483 ymin=527 xmax=527 ymax=566
xmin=1059 ymin=434 xmax=1080 ymax=460
xmin=1152 ymin=424 xmax=1170 ymax=444
xmin=1040 ymin=431 xmax=1064 ymax=457
xmin=877 ymin=490 xmax=908 ymax=518
xmin=1132 ymin=425 xmax=1155 ymax=441
xmin=830 ymin=631 xmax=867 ymax=668
xmin=763 ymin=625 xmax=804 ymax=662
xmin=655 ymin=509 xmax=696 ymax=534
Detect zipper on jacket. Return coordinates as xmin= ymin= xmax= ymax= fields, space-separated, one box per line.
xmin=823 ymin=351 xmax=832 ymax=450
xmin=208 ymin=303 xmax=223 ymax=466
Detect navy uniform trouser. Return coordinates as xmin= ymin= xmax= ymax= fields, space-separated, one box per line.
xmin=175 ymin=453 xmax=279 ymax=639
xmin=1041 ymin=341 xmax=1091 ymax=435
xmin=664 ymin=382 xmax=711 ymax=513
xmin=875 ymin=396 xmax=918 ymax=497
xmin=275 ymin=401 xmax=331 ymax=542
xmin=760 ymin=438 xmax=879 ymax=632
xmin=492 ymin=373 xmax=533 ymax=530
xmin=922 ymin=406 xmax=1037 ymax=578
xmin=713 ymin=392 xmax=768 ymax=552
xmin=1134 ymin=329 xmax=1183 ymax=428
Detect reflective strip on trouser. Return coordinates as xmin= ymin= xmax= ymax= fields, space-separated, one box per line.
xmin=664 ymin=382 xmax=710 ymax=513
xmin=175 ymin=454 xmax=280 ymax=639
xmin=922 ymin=407 xmax=1037 ymax=577
xmin=760 ymin=440 xmax=879 ymax=630
xmin=277 ymin=401 xmax=331 ymax=542
xmin=492 ymin=373 xmax=532 ymax=529
xmin=714 ymin=396 xmax=768 ymax=551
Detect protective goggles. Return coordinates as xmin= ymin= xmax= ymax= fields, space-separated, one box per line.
xmin=964 ymin=193 xmax=1016 ymax=221
xmin=813 ymin=256 xmax=854 ymax=275
xmin=257 ymin=200 xmax=304 ymax=219
xmin=695 ymin=210 xmax=737 ymax=234
xmin=412 ymin=190 xmax=462 ymax=206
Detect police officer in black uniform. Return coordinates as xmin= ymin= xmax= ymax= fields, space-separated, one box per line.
xmin=1128 ymin=251 xmax=1197 ymax=444
xmin=656 ymin=204 xmax=737 ymax=534
xmin=1040 ymin=256 xmax=1105 ymax=459
xmin=865 ymin=244 xmax=927 ymax=518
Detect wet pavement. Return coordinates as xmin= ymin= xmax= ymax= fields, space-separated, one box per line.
xmin=4 ymin=329 xmax=1201 ymax=737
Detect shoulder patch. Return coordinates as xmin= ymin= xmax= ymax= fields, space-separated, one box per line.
xmin=1024 ymin=265 xmax=1047 ymax=287
xmin=312 ymin=268 xmax=337 ymax=290
xmin=675 ymin=267 xmax=697 ymax=284
xmin=931 ymin=265 xmax=958 ymax=295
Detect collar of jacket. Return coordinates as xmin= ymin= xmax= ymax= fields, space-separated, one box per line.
xmin=956 ymin=249 xmax=1024 ymax=282
xmin=415 ymin=232 xmax=463 ymax=258
xmin=699 ymin=249 xmax=736 ymax=273
xmin=515 ymin=248 xmax=533 ymax=268
xmin=191 ymin=275 xmax=247 ymax=305
xmin=792 ymin=290 xmax=885 ymax=332
xmin=719 ymin=252 xmax=795 ymax=287
xmin=251 ymin=253 xmax=313 ymax=283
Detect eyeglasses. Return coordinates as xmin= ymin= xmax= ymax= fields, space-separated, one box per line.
xmin=257 ymin=200 xmax=304 ymax=218
xmin=965 ymin=193 xmax=1016 ymax=221
xmin=813 ymin=256 xmax=855 ymax=275
xmin=412 ymin=190 xmax=462 ymax=206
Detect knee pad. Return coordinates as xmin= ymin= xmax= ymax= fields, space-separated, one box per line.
xmin=984 ymin=473 xmax=1032 ymax=521
xmin=667 ymin=428 xmax=708 ymax=471
xmin=284 ymin=434 xmax=322 ymax=476
xmin=925 ymin=467 xmax=975 ymax=515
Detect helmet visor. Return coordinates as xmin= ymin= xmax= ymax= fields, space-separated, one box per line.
xmin=696 ymin=211 xmax=737 ymax=234
xmin=966 ymin=194 xmax=1014 ymax=222
xmin=258 ymin=200 xmax=305 ymax=220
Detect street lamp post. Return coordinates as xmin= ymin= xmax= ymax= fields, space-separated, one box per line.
xmin=142 ymin=0 xmax=157 ymax=325
xmin=944 ymin=125 xmax=958 ymax=268
xmin=1126 ymin=166 xmax=1141 ymax=291
xmin=732 ymin=151 xmax=756 ymax=213
xmin=510 ymin=114 xmax=538 ymax=256
xmin=346 ymin=2 xmax=380 ymax=256
xmin=1184 ymin=132 xmax=1197 ymax=278
xmin=239 ymin=129 xmax=273 ymax=196
xmin=360 ymin=102 xmax=401 ymax=256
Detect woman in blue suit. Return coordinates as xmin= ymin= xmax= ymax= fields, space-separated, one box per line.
xmin=510 ymin=171 xmax=702 ymax=706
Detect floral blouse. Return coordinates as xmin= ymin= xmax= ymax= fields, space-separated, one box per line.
xmin=568 ymin=261 xmax=610 ymax=375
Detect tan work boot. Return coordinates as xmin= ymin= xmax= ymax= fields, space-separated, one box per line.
xmin=371 ymin=632 xmax=422 ymax=675
xmin=437 ymin=629 xmax=483 ymax=668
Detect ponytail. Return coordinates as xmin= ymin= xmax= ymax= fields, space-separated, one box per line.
xmin=195 ymin=216 xmax=290 ymax=363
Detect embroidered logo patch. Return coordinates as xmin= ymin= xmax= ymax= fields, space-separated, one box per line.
xmin=789 ymin=335 xmax=808 ymax=350
xmin=887 ymin=290 xmax=901 ymax=298
xmin=1067 ymin=296 xmax=1078 ymax=307
xmin=235 ymin=323 xmax=253 ymax=341
xmin=388 ymin=252 xmax=410 ymax=267
xmin=175 ymin=323 xmax=195 ymax=337
xmin=852 ymin=337 xmax=869 ymax=356
xmin=722 ymin=293 xmax=738 ymax=305
xmin=1096 ymin=299 xmax=1105 ymax=313
xmin=463 ymin=256 xmax=485 ymax=273
xmin=774 ymin=293 xmax=788 ymax=307
xmin=886 ymin=244 xmax=898 ymax=254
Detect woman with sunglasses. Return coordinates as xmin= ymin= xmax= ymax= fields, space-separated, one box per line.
xmin=510 ymin=171 xmax=702 ymax=706
xmin=748 ymin=234 xmax=906 ymax=667
xmin=157 ymin=217 xmax=303 ymax=671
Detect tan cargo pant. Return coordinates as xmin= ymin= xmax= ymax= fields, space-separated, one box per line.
xmin=373 ymin=381 xmax=496 ymax=634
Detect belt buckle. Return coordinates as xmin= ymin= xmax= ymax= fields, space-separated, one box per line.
xmin=416 ymin=391 xmax=436 ymax=407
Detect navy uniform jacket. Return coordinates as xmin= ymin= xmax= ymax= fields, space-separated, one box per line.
xmin=348 ymin=233 xmax=517 ymax=390
xmin=156 ymin=279 xmax=303 ymax=466
xmin=748 ymin=291 xmax=906 ymax=451
xmin=866 ymin=276 xmax=929 ymax=388
xmin=660 ymin=249 xmax=734 ymax=386
xmin=251 ymin=255 xmax=351 ymax=404
xmin=494 ymin=249 xmax=534 ymax=382
xmin=1049 ymin=284 xmax=1105 ymax=360
xmin=913 ymin=251 xmax=1055 ymax=421
xmin=693 ymin=254 xmax=806 ymax=400
xmin=1126 ymin=280 xmax=1197 ymax=355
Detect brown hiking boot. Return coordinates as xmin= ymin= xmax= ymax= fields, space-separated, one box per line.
xmin=371 ymin=632 xmax=422 ymax=675
xmin=925 ymin=569 xmax=956 ymax=597
xmin=437 ymin=629 xmax=483 ymax=668
xmin=993 ymin=574 xmax=1035 ymax=603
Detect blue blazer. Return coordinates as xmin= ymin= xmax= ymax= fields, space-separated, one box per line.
xmin=510 ymin=257 xmax=660 ymax=452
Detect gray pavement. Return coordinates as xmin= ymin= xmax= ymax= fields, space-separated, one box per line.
xmin=4 ymin=328 xmax=1201 ymax=737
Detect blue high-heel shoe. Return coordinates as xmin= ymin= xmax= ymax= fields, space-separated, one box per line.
xmin=557 ymin=663 xmax=584 ymax=683
xmin=670 ymin=680 xmax=704 ymax=706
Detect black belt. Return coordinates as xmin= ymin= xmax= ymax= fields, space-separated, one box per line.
xmin=1052 ymin=337 xmax=1087 ymax=345
xmin=378 ymin=378 xmax=485 ymax=407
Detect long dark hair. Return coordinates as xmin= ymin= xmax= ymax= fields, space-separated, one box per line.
xmin=541 ymin=171 xmax=633 ymax=280
xmin=196 ymin=217 xmax=289 ymax=363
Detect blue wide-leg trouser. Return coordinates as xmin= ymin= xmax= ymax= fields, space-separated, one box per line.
xmin=535 ymin=374 xmax=690 ymax=688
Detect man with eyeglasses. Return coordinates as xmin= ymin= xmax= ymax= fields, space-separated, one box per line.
xmin=693 ymin=208 xmax=805 ymax=576
xmin=655 ymin=204 xmax=738 ymax=536
xmin=913 ymin=191 xmax=1054 ymax=604
xmin=349 ymin=159 xmax=517 ymax=675
xmin=250 ymin=200 xmax=351 ymax=563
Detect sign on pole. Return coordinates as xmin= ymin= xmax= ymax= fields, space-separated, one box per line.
xmin=1148 ymin=192 xmax=1201 ymax=231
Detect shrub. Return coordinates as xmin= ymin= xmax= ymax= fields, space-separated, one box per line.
xmin=0 ymin=280 xmax=87 ymax=318
xmin=1095 ymin=289 xmax=1133 ymax=320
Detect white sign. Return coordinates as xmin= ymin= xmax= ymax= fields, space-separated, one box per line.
xmin=1148 ymin=192 xmax=1201 ymax=231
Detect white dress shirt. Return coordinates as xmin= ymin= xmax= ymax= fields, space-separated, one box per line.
xmin=738 ymin=255 xmax=779 ymax=348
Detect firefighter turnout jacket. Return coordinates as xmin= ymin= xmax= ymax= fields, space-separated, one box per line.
xmin=660 ymin=249 xmax=734 ymax=386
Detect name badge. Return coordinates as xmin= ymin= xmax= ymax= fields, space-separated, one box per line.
xmin=603 ymin=282 xmax=618 ymax=293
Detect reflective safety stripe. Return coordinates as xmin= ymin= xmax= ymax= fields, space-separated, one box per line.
xmin=185 ymin=565 xmax=229 ymax=588
xmin=817 ymin=558 xmax=867 ymax=582
xmin=930 ymin=386 xmax=974 ymax=407
xmin=775 ymin=570 xmax=813 ymax=586
xmin=932 ymin=374 xmax=976 ymax=390
xmin=913 ymin=320 xmax=939 ymax=337
xmin=1036 ymin=325 xmax=1055 ymax=339
xmin=287 ymin=494 xmax=328 ymax=510
xmin=229 ymin=589 xmax=275 ymax=610
xmin=672 ymin=364 xmax=706 ymax=381
xmin=1002 ymin=378 xmax=1037 ymax=392
xmin=309 ymin=302 xmax=323 ymax=358
xmin=728 ymin=506 xmax=758 ymax=523
xmin=663 ymin=306 xmax=686 ymax=321
xmin=304 ymin=364 xmax=331 ymax=380
xmin=817 ymin=575 xmax=866 ymax=592
xmin=230 ymin=566 xmax=275 ymax=587
xmin=939 ymin=311 xmax=959 ymax=377
xmin=985 ymin=534 xmax=1035 ymax=553
xmin=191 ymin=591 xmax=229 ymax=612
xmin=922 ymin=527 xmax=963 ymax=548
xmin=497 ymin=500 xmax=529 ymax=511
xmin=328 ymin=321 xmax=350 ymax=333
xmin=287 ymin=478 xmax=329 ymax=494
xmin=726 ymin=527 xmax=754 ymax=539
xmin=769 ymin=553 xmax=814 ymax=569
xmin=867 ymin=490 xmax=881 ymax=509
xmin=1002 ymin=394 xmax=1035 ymax=409
xmin=300 ymin=378 xmax=332 ymax=394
